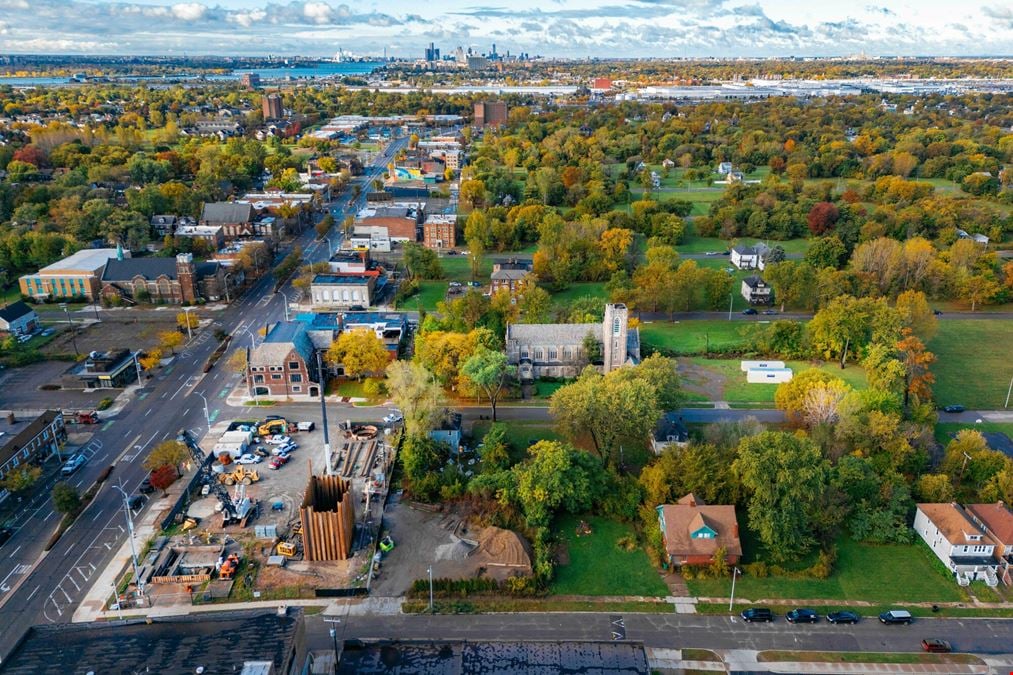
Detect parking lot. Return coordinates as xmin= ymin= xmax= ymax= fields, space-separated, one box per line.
xmin=41 ymin=314 xmax=179 ymax=358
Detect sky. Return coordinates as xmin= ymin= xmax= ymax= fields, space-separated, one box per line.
xmin=0 ymin=0 xmax=1010 ymax=59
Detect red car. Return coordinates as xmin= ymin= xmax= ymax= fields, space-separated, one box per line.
xmin=269 ymin=454 xmax=290 ymax=470
xmin=921 ymin=639 xmax=951 ymax=653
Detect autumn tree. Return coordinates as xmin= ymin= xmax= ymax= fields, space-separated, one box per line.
xmin=159 ymin=330 xmax=184 ymax=354
xmin=176 ymin=311 xmax=199 ymax=331
xmin=957 ymin=272 xmax=1000 ymax=312
xmin=774 ymin=368 xmax=850 ymax=427
xmin=384 ymin=360 xmax=446 ymax=438
xmin=326 ymin=329 xmax=389 ymax=380
xmin=0 ymin=465 xmax=42 ymax=496
xmin=139 ymin=347 xmax=164 ymax=371
xmin=315 ymin=214 xmax=334 ymax=239
xmin=143 ymin=440 xmax=190 ymax=476
xmin=149 ymin=464 xmax=178 ymax=495
xmin=735 ymin=431 xmax=829 ymax=562
xmin=895 ymin=328 xmax=936 ymax=406
xmin=460 ymin=347 xmax=516 ymax=422
xmin=806 ymin=201 xmax=839 ymax=235
xmin=226 ymin=347 xmax=248 ymax=374
xmin=894 ymin=290 xmax=938 ymax=341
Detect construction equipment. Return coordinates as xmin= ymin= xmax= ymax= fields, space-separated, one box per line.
xmin=181 ymin=517 xmax=199 ymax=532
xmin=177 ymin=430 xmax=254 ymax=527
xmin=218 ymin=553 xmax=240 ymax=580
xmin=257 ymin=418 xmax=288 ymax=437
xmin=218 ymin=466 xmax=260 ymax=486
xmin=276 ymin=542 xmax=296 ymax=557
xmin=379 ymin=535 xmax=395 ymax=553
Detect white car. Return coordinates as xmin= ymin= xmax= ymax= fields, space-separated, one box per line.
xmin=273 ymin=442 xmax=298 ymax=455
xmin=264 ymin=435 xmax=291 ymax=445
xmin=383 ymin=412 xmax=403 ymax=425
xmin=235 ymin=454 xmax=262 ymax=465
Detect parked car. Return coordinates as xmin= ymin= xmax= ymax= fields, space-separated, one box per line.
xmin=0 ymin=528 xmax=12 ymax=548
xmin=705 ymin=251 xmax=719 ymax=256
xmin=942 ymin=405 xmax=965 ymax=413
xmin=273 ymin=442 xmax=298 ymax=455
xmin=60 ymin=454 xmax=87 ymax=476
xmin=448 ymin=281 xmax=463 ymax=288
xmin=762 ymin=309 xmax=778 ymax=315
xmin=740 ymin=607 xmax=774 ymax=623
xmin=40 ymin=329 xmax=54 ymax=337
xmin=826 ymin=610 xmax=860 ymax=624
xmin=269 ymin=455 xmax=290 ymax=469
xmin=467 ymin=281 xmax=482 ymax=288
xmin=785 ymin=608 xmax=820 ymax=624
xmin=265 ymin=435 xmax=291 ymax=445
xmin=741 ymin=308 xmax=758 ymax=315
xmin=235 ymin=454 xmax=262 ymax=465
xmin=138 ymin=476 xmax=155 ymax=494
xmin=127 ymin=494 xmax=146 ymax=511
xmin=932 ymin=309 xmax=943 ymax=316
xmin=383 ymin=411 xmax=404 ymax=425
xmin=879 ymin=609 xmax=913 ymax=625
xmin=921 ymin=639 xmax=951 ymax=653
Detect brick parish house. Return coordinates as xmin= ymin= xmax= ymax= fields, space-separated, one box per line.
xmin=490 ymin=259 xmax=532 ymax=296
xmin=247 ymin=321 xmax=321 ymax=399
xmin=423 ymin=215 xmax=456 ymax=250
xmin=656 ymin=494 xmax=742 ymax=568
xmin=100 ymin=253 xmax=226 ymax=304
xmin=200 ymin=202 xmax=256 ymax=239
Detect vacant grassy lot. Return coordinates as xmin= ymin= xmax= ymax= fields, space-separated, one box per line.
xmin=686 ymin=536 xmax=963 ymax=604
xmin=548 ymin=282 xmax=610 ymax=309
xmin=471 ymin=420 xmax=562 ymax=461
xmin=551 ymin=515 xmax=668 ymax=597
xmin=403 ymin=281 xmax=447 ymax=312
xmin=929 ymin=320 xmax=1012 ymax=409
xmin=935 ymin=422 xmax=1013 ymax=445
xmin=686 ymin=358 xmax=867 ymax=403
xmin=640 ymin=320 xmax=760 ymax=355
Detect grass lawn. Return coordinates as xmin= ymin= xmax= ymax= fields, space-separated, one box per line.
xmin=640 ymin=320 xmax=761 ymax=355
xmin=548 ymin=282 xmax=609 ymax=308
xmin=928 ymin=320 xmax=1013 ymax=409
xmin=551 ymin=515 xmax=669 ymax=597
xmin=686 ymin=535 xmax=964 ymax=604
xmin=534 ymin=380 xmax=567 ymax=398
xmin=687 ymin=358 xmax=867 ymax=403
xmin=439 ymin=254 xmax=491 ymax=282
xmin=471 ymin=420 xmax=562 ymax=461
xmin=403 ymin=281 xmax=447 ymax=312
xmin=934 ymin=422 xmax=1013 ymax=445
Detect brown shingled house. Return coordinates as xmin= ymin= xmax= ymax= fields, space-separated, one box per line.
xmin=656 ymin=494 xmax=742 ymax=568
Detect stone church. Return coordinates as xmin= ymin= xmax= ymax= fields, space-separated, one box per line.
xmin=505 ymin=303 xmax=641 ymax=381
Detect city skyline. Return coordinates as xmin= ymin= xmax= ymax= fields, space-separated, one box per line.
xmin=0 ymin=0 xmax=1010 ymax=58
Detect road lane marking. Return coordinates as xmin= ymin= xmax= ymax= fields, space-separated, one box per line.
xmin=60 ymin=587 xmax=72 ymax=603
xmin=8 ymin=545 xmax=21 ymax=557
xmin=91 ymin=507 xmax=105 ymax=521
xmin=101 ymin=421 xmax=114 ymax=431
xmin=42 ymin=510 xmax=54 ymax=521
xmin=144 ymin=408 xmax=153 ymax=416
xmin=25 ymin=584 xmax=40 ymax=601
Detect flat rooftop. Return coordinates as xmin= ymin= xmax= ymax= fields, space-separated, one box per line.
xmin=38 ymin=248 xmax=119 ymax=273
xmin=312 ymin=274 xmax=371 ymax=285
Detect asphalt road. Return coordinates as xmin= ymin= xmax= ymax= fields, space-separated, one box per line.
xmin=0 ymin=137 xmax=408 ymax=662
xmin=305 ymin=612 xmax=1013 ymax=658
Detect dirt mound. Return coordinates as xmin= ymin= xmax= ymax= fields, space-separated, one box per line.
xmin=472 ymin=526 xmax=533 ymax=580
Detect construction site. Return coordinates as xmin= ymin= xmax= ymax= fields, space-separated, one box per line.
xmin=116 ymin=415 xmax=397 ymax=610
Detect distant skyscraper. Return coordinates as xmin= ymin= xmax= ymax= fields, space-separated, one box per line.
xmin=240 ymin=72 xmax=260 ymax=89
xmin=262 ymin=93 xmax=283 ymax=120
xmin=425 ymin=42 xmax=440 ymax=62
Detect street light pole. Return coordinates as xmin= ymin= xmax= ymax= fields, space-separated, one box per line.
xmin=196 ymin=391 xmax=211 ymax=433
xmin=428 ymin=565 xmax=434 ymax=613
xmin=1005 ymin=375 xmax=1013 ymax=409
xmin=181 ymin=307 xmax=195 ymax=341
xmin=323 ymin=617 xmax=341 ymax=673
xmin=728 ymin=292 xmax=733 ymax=321
xmin=729 ymin=566 xmax=741 ymax=612
xmin=60 ymin=303 xmax=79 ymax=356
xmin=111 ymin=481 xmax=144 ymax=601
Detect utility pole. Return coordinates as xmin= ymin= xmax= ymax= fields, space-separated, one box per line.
xmin=728 ymin=292 xmax=733 ymax=321
xmin=428 ymin=565 xmax=434 ymax=613
xmin=181 ymin=306 xmax=195 ymax=341
xmin=323 ymin=617 xmax=341 ymax=673
xmin=1005 ymin=375 xmax=1013 ymax=409
xmin=196 ymin=391 xmax=211 ymax=433
xmin=729 ymin=566 xmax=741 ymax=612
xmin=59 ymin=303 xmax=78 ymax=356
xmin=111 ymin=481 xmax=144 ymax=602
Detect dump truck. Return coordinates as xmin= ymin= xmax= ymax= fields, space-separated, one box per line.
xmin=218 ymin=466 xmax=260 ymax=486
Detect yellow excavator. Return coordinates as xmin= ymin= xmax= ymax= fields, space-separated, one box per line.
xmin=257 ymin=418 xmax=288 ymax=436
xmin=218 ymin=466 xmax=260 ymax=486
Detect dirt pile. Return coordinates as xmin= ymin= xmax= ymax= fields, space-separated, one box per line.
xmin=474 ymin=526 xmax=532 ymax=580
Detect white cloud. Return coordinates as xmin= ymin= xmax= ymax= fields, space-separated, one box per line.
xmin=303 ymin=2 xmax=334 ymax=24
xmin=170 ymin=2 xmax=208 ymax=21
xmin=0 ymin=20 xmax=7 ymax=34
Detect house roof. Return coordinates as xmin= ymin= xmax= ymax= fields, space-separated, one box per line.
xmin=491 ymin=269 xmax=529 ymax=281
xmin=201 ymin=201 xmax=254 ymax=224
xmin=966 ymin=503 xmax=1013 ymax=545
xmin=38 ymin=248 xmax=119 ymax=274
xmin=251 ymin=321 xmax=314 ymax=367
xmin=507 ymin=322 xmax=599 ymax=345
xmin=742 ymin=275 xmax=767 ymax=289
xmin=658 ymin=498 xmax=742 ymax=560
xmin=917 ymin=503 xmax=992 ymax=546
xmin=653 ymin=412 xmax=688 ymax=443
xmin=312 ymin=274 xmax=371 ymax=285
xmin=101 ymin=258 xmax=220 ymax=282
xmin=1 ymin=609 xmax=301 ymax=675
xmin=0 ymin=301 xmax=35 ymax=324
xmin=1 ymin=410 xmax=60 ymax=467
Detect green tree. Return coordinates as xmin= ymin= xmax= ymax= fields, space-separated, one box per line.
xmin=895 ymin=290 xmax=938 ymax=341
xmin=0 ymin=465 xmax=42 ymax=496
xmin=734 ymin=431 xmax=829 ymax=562
xmin=385 ymin=360 xmax=446 ymax=437
xmin=461 ymin=347 xmax=516 ymax=422
xmin=326 ymin=329 xmax=389 ymax=380
xmin=315 ymin=214 xmax=335 ymax=240
xmin=403 ymin=242 xmax=443 ymax=280
xmin=512 ymin=440 xmax=609 ymax=528
xmin=916 ymin=473 xmax=954 ymax=503
xmin=52 ymin=482 xmax=82 ymax=514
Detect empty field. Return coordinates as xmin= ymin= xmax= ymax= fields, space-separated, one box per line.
xmin=929 ymin=320 xmax=1012 ymax=409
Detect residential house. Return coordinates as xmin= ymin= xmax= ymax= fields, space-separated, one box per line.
xmin=651 ymin=412 xmax=689 ymax=454
xmin=309 ymin=274 xmax=376 ymax=309
xmin=423 ymin=215 xmax=456 ymax=249
xmin=956 ymin=229 xmax=990 ymax=246
xmin=965 ymin=502 xmax=1013 ymax=584
xmin=294 ymin=311 xmax=408 ymax=374
xmin=741 ymin=275 xmax=772 ymax=305
xmin=656 ymin=494 xmax=742 ymax=567
xmin=0 ymin=301 xmax=39 ymax=336
xmin=200 ymin=202 xmax=256 ymax=239
xmin=150 ymin=215 xmax=179 ymax=237
xmin=914 ymin=503 xmax=1000 ymax=586
xmin=490 ymin=260 xmax=532 ymax=296
xmin=100 ymin=253 xmax=226 ymax=304
xmin=506 ymin=303 xmax=640 ymax=381
xmin=19 ymin=248 xmax=122 ymax=301
xmin=0 ymin=410 xmax=66 ymax=504
xmin=66 ymin=349 xmax=141 ymax=389
xmin=238 ymin=192 xmax=316 ymax=234
xmin=430 ymin=412 xmax=463 ymax=452
xmin=730 ymin=243 xmax=770 ymax=270
xmin=247 ymin=321 xmax=321 ymax=398
xmin=173 ymin=224 xmax=225 ymax=249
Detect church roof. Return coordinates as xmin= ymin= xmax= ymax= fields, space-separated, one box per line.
xmin=506 ymin=323 xmax=600 ymax=345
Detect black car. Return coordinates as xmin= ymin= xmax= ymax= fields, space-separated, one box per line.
xmin=138 ymin=476 xmax=155 ymax=494
xmin=827 ymin=610 xmax=860 ymax=624
xmin=742 ymin=308 xmax=758 ymax=315
xmin=932 ymin=309 xmax=943 ymax=316
xmin=943 ymin=405 xmax=965 ymax=413
xmin=785 ymin=608 xmax=820 ymax=624
xmin=762 ymin=309 xmax=778 ymax=315
xmin=0 ymin=527 xmax=12 ymax=547
xmin=879 ymin=609 xmax=913 ymax=625
xmin=741 ymin=607 xmax=774 ymax=623
xmin=127 ymin=494 xmax=146 ymax=511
